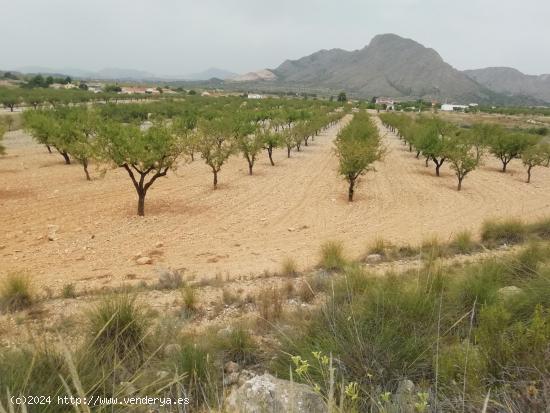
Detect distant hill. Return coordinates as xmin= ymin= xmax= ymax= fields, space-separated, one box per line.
xmin=229 ymin=69 xmax=278 ymax=82
xmin=228 ymin=33 xmax=547 ymax=105
xmin=464 ymin=67 xmax=550 ymax=103
xmin=184 ymin=67 xmax=237 ymax=80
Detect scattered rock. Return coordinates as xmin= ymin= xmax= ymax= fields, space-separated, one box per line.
xmin=497 ymin=286 xmax=522 ymax=300
xmin=164 ymin=343 xmax=182 ymax=357
xmin=136 ymin=256 xmax=152 ymax=265
xmin=287 ymin=227 xmax=296 ymax=232
xmin=226 ymin=373 xmax=327 ymax=413
xmin=396 ymin=379 xmax=415 ymax=395
xmin=225 ymin=361 xmax=240 ymax=374
xmin=155 ymin=242 xmax=164 ymax=248
xmin=366 ymin=253 xmax=383 ymax=263
xmin=224 ymin=372 xmax=240 ymax=387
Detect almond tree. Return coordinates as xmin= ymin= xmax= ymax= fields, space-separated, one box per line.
xmin=335 ymin=113 xmax=383 ymax=201
xmin=235 ymin=123 xmax=263 ymax=175
xmin=197 ymin=117 xmax=236 ymax=188
xmin=445 ymin=132 xmax=479 ymax=191
xmin=23 ymin=110 xmax=71 ymax=164
xmin=97 ymin=121 xmax=184 ymax=216
xmin=522 ymin=143 xmax=550 ymax=183
xmin=489 ymin=130 xmax=538 ymax=173
xmin=281 ymin=129 xmax=295 ymax=158
xmin=417 ymin=119 xmax=455 ymax=176
xmin=260 ymin=127 xmax=281 ymax=166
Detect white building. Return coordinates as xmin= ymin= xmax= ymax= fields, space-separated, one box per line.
xmin=247 ymin=93 xmax=264 ymax=99
xmin=441 ymin=104 xmax=468 ymax=112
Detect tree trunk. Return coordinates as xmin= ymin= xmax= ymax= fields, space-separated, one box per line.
xmin=348 ymin=179 xmax=355 ymax=202
xmin=416 ymin=151 xmax=420 ymax=159
xmin=527 ymin=166 xmax=532 ymax=183
xmin=83 ymin=159 xmax=91 ymax=181
xmin=213 ymin=170 xmax=218 ymax=189
xmin=425 ymin=156 xmax=430 ymax=167
xmin=502 ymin=159 xmax=508 ymax=172
xmin=457 ymin=176 xmax=463 ymax=191
xmin=137 ymin=190 xmax=146 ymax=216
xmin=46 ymin=145 xmax=52 ymax=153
xmin=248 ymin=161 xmax=253 ymax=175
xmin=436 ymin=163 xmax=441 ymax=177
xmin=267 ymin=147 xmax=274 ymax=166
xmin=287 ymin=146 xmax=291 ymax=158
xmin=61 ymin=151 xmax=71 ymax=165
xmin=190 ymin=152 xmax=194 ymax=162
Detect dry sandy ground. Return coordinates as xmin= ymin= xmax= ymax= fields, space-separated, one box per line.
xmin=1 ymin=114 xmax=550 ymax=293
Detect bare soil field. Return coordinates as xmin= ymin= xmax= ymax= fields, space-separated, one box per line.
xmin=1 ymin=114 xmax=550 ymax=294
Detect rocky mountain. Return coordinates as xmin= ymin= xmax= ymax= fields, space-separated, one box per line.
xmin=230 ymin=34 xmax=547 ymax=105
xmin=270 ymin=34 xmax=497 ymax=102
xmin=229 ymin=69 xmax=278 ymax=82
xmin=464 ymin=67 xmax=550 ymax=103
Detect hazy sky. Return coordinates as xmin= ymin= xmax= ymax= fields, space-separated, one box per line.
xmin=1 ymin=0 xmax=549 ymax=76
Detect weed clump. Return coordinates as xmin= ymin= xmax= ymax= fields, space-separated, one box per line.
xmin=0 ymin=272 xmax=34 ymax=313
xmin=280 ymin=257 xmax=299 ymax=277
xmin=481 ymin=218 xmax=527 ymax=246
xmin=86 ymin=294 xmax=150 ymax=368
xmin=319 ymin=240 xmax=347 ymax=271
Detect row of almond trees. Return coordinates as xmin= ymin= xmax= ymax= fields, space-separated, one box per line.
xmin=335 ymin=112 xmax=384 ymax=201
xmin=23 ymin=100 xmax=345 ymax=216
xmin=380 ymin=113 xmax=550 ymax=190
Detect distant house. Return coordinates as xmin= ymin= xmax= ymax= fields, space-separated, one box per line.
xmin=375 ymin=97 xmax=395 ymax=110
xmin=247 ymin=93 xmax=264 ymax=99
xmin=201 ymin=91 xmax=211 ymax=97
xmin=120 ymin=87 xmax=148 ymax=94
xmin=441 ymin=104 xmax=468 ymax=112
xmin=64 ymin=83 xmax=77 ymax=89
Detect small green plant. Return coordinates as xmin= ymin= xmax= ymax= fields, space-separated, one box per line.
xmin=257 ymin=287 xmax=283 ymax=323
xmin=181 ymin=284 xmax=197 ymax=312
xmin=528 ymin=217 xmax=550 ymax=240
xmin=481 ymin=218 xmax=527 ymax=246
xmin=281 ymin=257 xmax=299 ymax=277
xmin=319 ymin=240 xmax=347 ymax=271
xmin=220 ymin=325 xmax=258 ymax=364
xmin=61 ymin=283 xmax=77 ymax=299
xmin=0 ymin=272 xmax=33 ymax=312
xmin=368 ymin=237 xmax=389 ymax=257
xmin=450 ymin=230 xmax=476 ymax=254
xmin=421 ymin=236 xmax=446 ymax=259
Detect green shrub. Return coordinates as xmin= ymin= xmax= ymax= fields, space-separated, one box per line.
xmin=481 ymin=218 xmax=527 ymax=246
xmin=0 ymin=272 xmax=34 ymax=312
xmin=367 ymin=237 xmax=389 ymax=257
xmin=318 ymin=240 xmax=347 ymax=271
xmin=86 ymin=294 xmax=150 ymax=369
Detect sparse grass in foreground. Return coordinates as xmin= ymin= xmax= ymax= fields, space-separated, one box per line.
xmin=274 ymin=242 xmax=550 ymax=412
xmin=257 ymin=286 xmax=283 ymax=323
xmin=319 ymin=240 xmax=347 ymax=271
xmin=0 ymin=272 xmax=34 ymax=313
